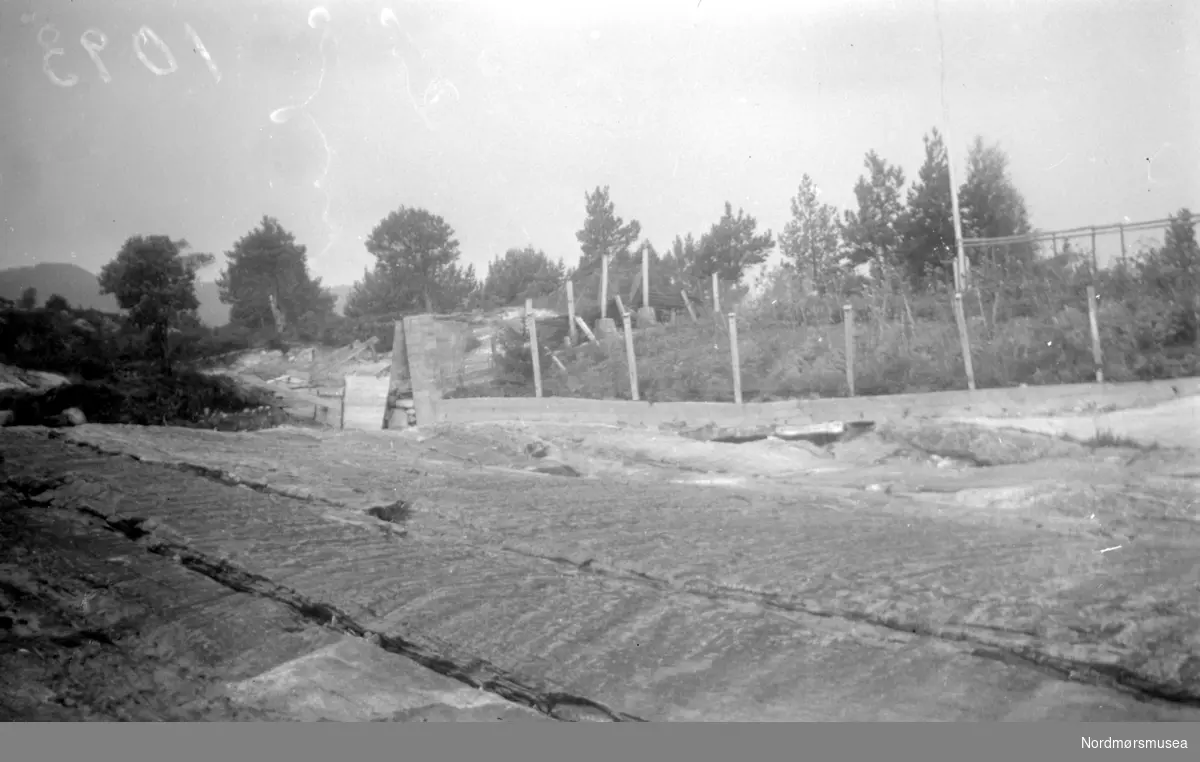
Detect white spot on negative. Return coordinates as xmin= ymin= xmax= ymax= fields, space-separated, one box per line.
xmin=308 ymin=6 xmax=331 ymax=29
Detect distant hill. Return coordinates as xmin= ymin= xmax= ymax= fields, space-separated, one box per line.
xmin=0 ymin=263 xmax=120 ymax=312
xmin=0 ymin=262 xmax=354 ymax=326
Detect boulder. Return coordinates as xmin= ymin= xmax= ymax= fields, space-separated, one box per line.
xmin=0 ymin=364 xmax=71 ymax=393
xmin=45 ymin=407 xmax=87 ymax=427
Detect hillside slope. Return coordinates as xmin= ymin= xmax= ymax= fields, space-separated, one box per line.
xmin=0 ymin=262 xmax=353 ymax=327
xmin=0 ymin=263 xmax=119 ymax=312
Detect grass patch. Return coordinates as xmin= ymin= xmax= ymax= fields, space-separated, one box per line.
xmin=1075 ymin=429 xmax=1159 ymax=451
xmin=467 ymin=251 xmax=1200 ymax=403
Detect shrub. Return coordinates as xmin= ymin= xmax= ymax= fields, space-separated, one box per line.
xmin=0 ymin=368 xmax=277 ymax=426
xmin=0 ymin=305 xmax=289 ymax=429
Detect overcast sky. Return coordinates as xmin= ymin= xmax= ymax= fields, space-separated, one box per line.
xmin=1 ymin=0 xmax=1196 ymax=286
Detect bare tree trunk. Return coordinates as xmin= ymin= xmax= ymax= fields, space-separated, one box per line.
xmin=268 ymin=292 xmax=286 ymax=334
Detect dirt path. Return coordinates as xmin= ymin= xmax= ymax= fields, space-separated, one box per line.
xmin=4 ymin=423 xmax=1199 ymax=721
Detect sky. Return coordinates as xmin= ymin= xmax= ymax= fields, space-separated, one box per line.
xmin=1 ymin=0 xmax=1196 ymax=287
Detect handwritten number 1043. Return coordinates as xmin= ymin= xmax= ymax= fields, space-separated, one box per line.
xmin=38 ymin=22 xmax=222 ymax=87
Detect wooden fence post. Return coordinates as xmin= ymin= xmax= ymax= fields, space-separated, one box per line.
xmin=681 ymin=290 xmax=698 ymax=322
xmin=729 ymin=312 xmax=743 ymax=404
xmin=1086 ymin=285 xmax=1104 ymax=383
xmin=600 ymin=253 xmax=609 ymax=319
xmin=642 ymin=245 xmax=651 ymax=309
xmin=842 ymin=304 xmax=855 ymax=397
xmin=619 ymin=306 xmax=639 ymax=401
xmin=526 ymin=299 xmax=543 ymax=398
xmin=574 ymin=316 xmax=597 ymax=343
xmin=566 ymin=280 xmax=577 ymax=345
xmin=711 ymin=273 xmax=720 ymax=314
xmin=1119 ymin=223 xmax=1127 ymax=263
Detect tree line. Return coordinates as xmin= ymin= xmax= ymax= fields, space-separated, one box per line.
xmin=339 ymin=127 xmax=1041 ymax=317
xmin=79 ymin=125 xmax=1190 ymax=374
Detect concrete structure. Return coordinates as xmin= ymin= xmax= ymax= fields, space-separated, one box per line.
xmin=389 ymin=315 xmax=411 ymax=395
xmin=361 ymin=314 xmax=472 ymax=429
xmin=403 ymin=315 xmax=443 ymax=427
xmin=341 ymin=376 xmax=391 ymax=431
xmin=429 ymin=377 xmax=1200 ymax=430
xmin=594 ymin=317 xmax=618 ymax=340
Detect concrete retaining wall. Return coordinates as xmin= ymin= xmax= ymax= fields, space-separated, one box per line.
xmin=434 ymin=377 xmax=1200 ymax=429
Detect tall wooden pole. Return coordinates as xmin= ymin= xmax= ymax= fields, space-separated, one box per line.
xmin=566 ymin=280 xmax=577 ymax=345
xmin=934 ymin=0 xmax=967 ymax=292
xmin=1086 ymin=285 xmax=1104 ymax=383
xmin=1090 ymin=226 xmax=1098 ymax=275
xmin=936 ymin=0 xmax=975 ymax=391
xmin=952 ymin=261 xmax=976 ymax=391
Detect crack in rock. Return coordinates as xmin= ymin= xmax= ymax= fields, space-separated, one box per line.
xmin=48 ymin=435 xmax=410 ymax=538
xmin=15 ymin=435 xmax=1200 ymax=712
xmin=4 ymin=478 xmax=643 ymax=723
